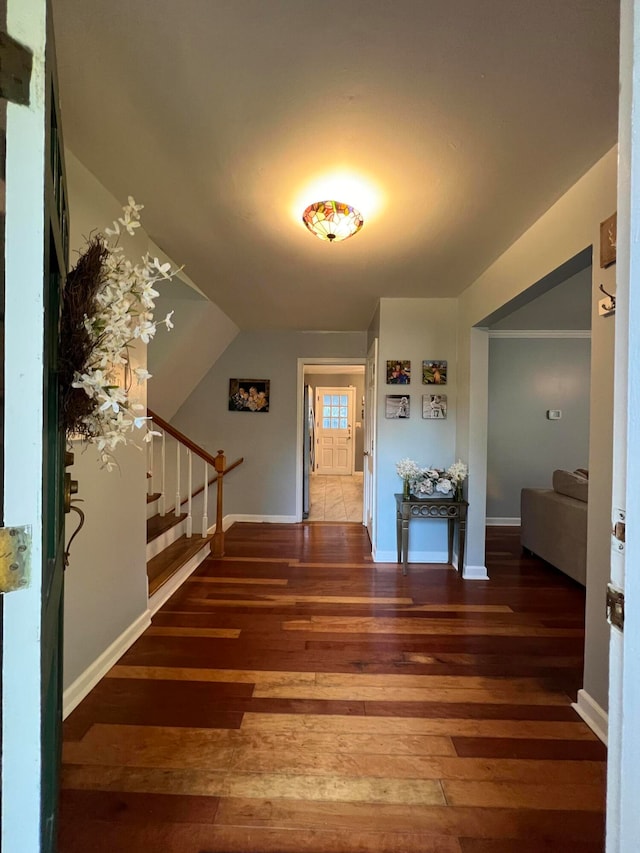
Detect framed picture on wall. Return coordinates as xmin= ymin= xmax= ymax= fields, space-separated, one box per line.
xmin=228 ymin=378 xmax=270 ymax=412
xmin=423 ymin=394 xmax=447 ymax=419
xmin=422 ymin=360 xmax=447 ymax=385
xmin=385 ymin=395 xmax=410 ymax=418
xmin=386 ymin=360 xmax=411 ymax=384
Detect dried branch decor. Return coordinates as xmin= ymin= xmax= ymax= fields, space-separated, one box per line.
xmin=60 ymin=197 xmax=178 ymax=469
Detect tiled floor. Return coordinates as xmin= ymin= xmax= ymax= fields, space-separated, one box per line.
xmin=308 ymin=472 xmax=364 ymax=522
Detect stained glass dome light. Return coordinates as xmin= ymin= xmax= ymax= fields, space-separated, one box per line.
xmin=302 ymin=200 xmax=364 ymax=243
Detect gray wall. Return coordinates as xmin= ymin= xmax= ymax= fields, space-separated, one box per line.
xmin=491 ymin=266 xmax=593 ymax=330
xmin=173 ymin=331 xmax=367 ymax=518
xmin=487 ymin=337 xmax=591 ymax=519
xmin=307 ymin=372 xmax=365 ymax=472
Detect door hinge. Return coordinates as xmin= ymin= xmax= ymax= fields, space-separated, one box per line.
xmin=612 ymin=508 xmax=626 ymax=553
xmin=0 ymin=525 xmax=32 ymax=593
xmin=607 ymin=583 xmax=624 ymax=632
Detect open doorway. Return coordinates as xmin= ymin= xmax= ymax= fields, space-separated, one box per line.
xmin=299 ymin=362 xmax=365 ymax=522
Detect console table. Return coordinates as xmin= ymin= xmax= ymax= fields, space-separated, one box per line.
xmin=395 ymin=493 xmax=468 ymax=575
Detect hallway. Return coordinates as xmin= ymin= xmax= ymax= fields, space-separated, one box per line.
xmin=307 ymin=472 xmax=364 ymax=522
xmin=60 ymin=525 xmax=606 ymax=852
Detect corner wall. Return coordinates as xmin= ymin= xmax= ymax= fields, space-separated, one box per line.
xmin=374 ymin=298 xmax=458 ymax=562
xmin=62 ymin=151 xmax=151 ymax=699
xmin=457 ymin=145 xmax=618 ymax=714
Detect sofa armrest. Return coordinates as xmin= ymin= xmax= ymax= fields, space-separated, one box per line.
xmin=521 ymin=488 xmax=587 ymax=586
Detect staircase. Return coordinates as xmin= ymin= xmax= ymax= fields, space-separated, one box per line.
xmin=145 ymin=409 xmax=243 ymax=613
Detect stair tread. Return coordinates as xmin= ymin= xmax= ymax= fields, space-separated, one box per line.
xmin=146 ymin=492 xmax=162 ymax=504
xmin=147 ymin=534 xmax=213 ymax=596
xmin=147 ymin=512 xmax=188 ymax=543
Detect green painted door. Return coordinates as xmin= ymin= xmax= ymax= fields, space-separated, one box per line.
xmin=40 ymin=23 xmax=68 ymax=850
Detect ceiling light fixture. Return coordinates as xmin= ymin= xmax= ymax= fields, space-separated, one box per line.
xmin=302 ymin=200 xmax=364 ymax=243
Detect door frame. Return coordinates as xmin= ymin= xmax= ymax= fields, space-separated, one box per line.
xmin=364 ymin=337 xmax=378 ymax=540
xmin=2 ymin=0 xmax=51 ymax=848
xmin=295 ymin=357 xmax=366 ymax=523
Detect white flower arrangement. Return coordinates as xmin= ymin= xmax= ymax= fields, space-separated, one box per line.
xmin=397 ymin=459 xmax=468 ymax=498
xmin=61 ymin=197 xmax=179 ymax=470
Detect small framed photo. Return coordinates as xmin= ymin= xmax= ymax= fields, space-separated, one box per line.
xmin=600 ymin=212 xmax=617 ymax=268
xmin=423 ymin=394 xmax=447 ymax=419
xmin=229 ymin=378 xmax=270 ymax=412
xmin=385 ymin=395 xmax=410 ymax=419
xmin=422 ymin=360 xmax=447 ymax=385
xmin=386 ymin=360 xmax=411 ymax=384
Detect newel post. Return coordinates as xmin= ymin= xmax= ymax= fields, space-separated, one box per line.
xmin=212 ymin=450 xmax=226 ymax=557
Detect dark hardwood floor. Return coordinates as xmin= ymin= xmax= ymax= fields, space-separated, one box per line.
xmin=59 ymin=524 xmax=606 ymax=853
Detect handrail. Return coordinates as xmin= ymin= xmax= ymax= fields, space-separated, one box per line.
xmin=148 ymin=407 xmax=243 ymax=475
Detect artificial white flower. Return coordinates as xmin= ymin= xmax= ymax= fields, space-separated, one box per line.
xmin=69 ymin=198 xmax=178 ymax=469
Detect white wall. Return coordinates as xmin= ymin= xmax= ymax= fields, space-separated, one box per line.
xmin=457 ymin=145 xmax=617 ymax=713
xmin=374 ymin=298 xmax=458 ymax=562
xmin=173 ymin=331 xmax=367 ymax=519
xmin=487 ymin=336 xmax=591 ymax=520
xmin=63 ymin=151 xmax=151 ymax=692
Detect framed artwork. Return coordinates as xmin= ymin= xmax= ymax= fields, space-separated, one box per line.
xmin=600 ymin=212 xmax=617 ymax=268
xmin=423 ymin=394 xmax=447 ymax=419
xmin=422 ymin=360 xmax=447 ymax=385
xmin=386 ymin=360 xmax=411 ymax=384
xmin=385 ymin=395 xmax=410 ymax=419
xmin=229 ymin=378 xmax=270 ymax=412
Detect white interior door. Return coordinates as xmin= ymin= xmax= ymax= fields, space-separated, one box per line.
xmin=364 ymin=338 xmax=378 ymax=540
xmin=315 ymin=386 xmax=355 ymax=475
xmin=606 ymin=1 xmax=640 ymax=847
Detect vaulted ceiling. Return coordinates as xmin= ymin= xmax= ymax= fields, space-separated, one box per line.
xmin=52 ymin=0 xmax=620 ymax=331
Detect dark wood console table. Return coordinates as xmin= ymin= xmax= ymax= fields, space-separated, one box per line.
xmin=395 ymin=493 xmax=468 ymax=575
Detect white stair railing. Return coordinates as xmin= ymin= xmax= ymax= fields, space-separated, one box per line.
xmin=202 ymin=460 xmax=209 ymax=538
xmin=174 ymin=442 xmax=181 ymax=517
xmin=186 ymin=449 xmax=193 ymax=538
xmin=159 ymin=430 xmax=166 ymax=516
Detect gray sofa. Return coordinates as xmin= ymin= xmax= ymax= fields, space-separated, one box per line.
xmin=520 ymin=469 xmax=588 ymax=586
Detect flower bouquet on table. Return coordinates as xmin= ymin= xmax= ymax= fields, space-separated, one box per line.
xmin=395 ymin=458 xmax=422 ymax=499
xmin=401 ymin=459 xmax=468 ymax=500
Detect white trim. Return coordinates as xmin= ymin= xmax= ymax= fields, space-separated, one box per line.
xmin=3 ymin=2 xmax=48 ymax=848
xmin=488 ymin=329 xmax=591 ymax=338
xmin=487 ymin=517 xmax=521 ymax=526
xmin=296 ymin=357 xmax=367 ymax=523
xmin=148 ymin=542 xmax=211 ymax=616
xmin=573 ymin=688 xmax=608 ymax=745
xmin=146 ymin=518 xmax=186 ymax=560
xmin=221 ymin=513 xmax=297 ymax=526
xmin=374 ymin=549 xmax=449 ymax=564
xmin=462 ymin=564 xmax=490 ymax=580
xmin=62 ymin=609 xmax=152 ymax=720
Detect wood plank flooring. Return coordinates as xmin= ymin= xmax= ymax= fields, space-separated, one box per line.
xmin=60 ymin=524 xmax=606 ymax=853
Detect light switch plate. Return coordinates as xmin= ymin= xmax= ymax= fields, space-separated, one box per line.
xmin=547 ymin=409 xmax=562 ymax=420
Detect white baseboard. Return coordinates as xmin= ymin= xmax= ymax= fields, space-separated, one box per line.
xmin=572 ymin=688 xmax=608 ymax=745
xmin=373 ymin=549 xmax=449 ymax=564
xmin=148 ymin=542 xmax=211 ymax=616
xmin=146 ymin=517 xmax=185 ymax=560
xmin=462 ymin=564 xmax=490 ymax=580
xmin=223 ymin=513 xmax=298 ymax=525
xmin=62 ymin=609 xmax=151 ymax=720
xmin=487 ymin=517 xmax=521 ymax=527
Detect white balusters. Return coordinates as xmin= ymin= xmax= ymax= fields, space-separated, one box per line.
xmin=159 ymin=430 xmax=166 ymax=516
xmin=186 ymin=449 xmax=193 ymax=538
xmin=175 ymin=442 xmax=181 ymax=517
xmin=147 ymin=430 xmax=154 ymax=495
xmin=202 ymin=460 xmax=209 ymax=537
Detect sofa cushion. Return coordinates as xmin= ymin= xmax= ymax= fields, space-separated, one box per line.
xmin=552 ymin=469 xmax=588 ymax=503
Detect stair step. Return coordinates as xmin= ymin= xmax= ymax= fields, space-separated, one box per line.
xmin=147 ymin=533 xmax=213 ymax=596
xmin=147 ymin=512 xmax=187 ymax=544
xmin=146 ymin=492 xmax=162 ymax=504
